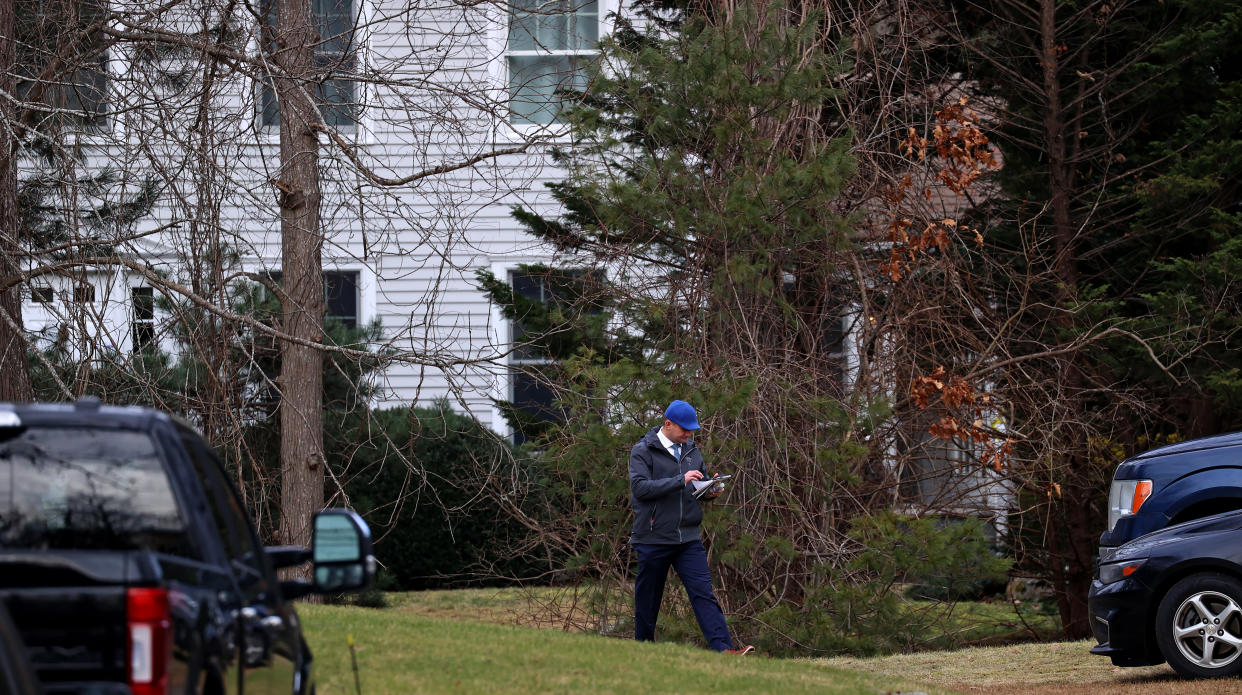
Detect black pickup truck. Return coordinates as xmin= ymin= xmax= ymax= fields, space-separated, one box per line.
xmin=0 ymin=399 xmax=375 ymax=695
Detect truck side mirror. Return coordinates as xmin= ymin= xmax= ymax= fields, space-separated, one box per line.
xmin=310 ymin=509 xmax=376 ymax=593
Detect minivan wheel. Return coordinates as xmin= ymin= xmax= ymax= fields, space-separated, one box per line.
xmin=1156 ymin=573 xmax=1242 ymax=678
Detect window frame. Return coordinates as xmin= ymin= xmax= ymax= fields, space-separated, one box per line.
xmin=131 ymin=286 xmax=156 ymax=353
xmin=254 ymin=0 xmax=367 ymax=134
xmin=489 ymin=0 xmax=618 ymax=138
xmin=255 ymin=265 xmax=373 ymax=331
xmin=14 ymin=0 xmax=115 ymax=135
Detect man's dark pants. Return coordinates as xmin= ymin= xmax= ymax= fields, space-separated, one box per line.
xmin=633 ymin=540 xmax=733 ymax=651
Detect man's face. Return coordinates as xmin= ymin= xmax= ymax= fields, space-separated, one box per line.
xmin=661 ymin=420 xmax=694 ymax=444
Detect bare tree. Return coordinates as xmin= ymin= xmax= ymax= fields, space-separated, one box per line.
xmin=1 ymin=0 xmax=35 ymax=402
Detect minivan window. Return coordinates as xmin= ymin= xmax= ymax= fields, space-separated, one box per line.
xmin=0 ymin=426 xmax=192 ymax=554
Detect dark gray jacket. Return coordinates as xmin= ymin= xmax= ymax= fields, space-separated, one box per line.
xmin=629 ymin=426 xmax=709 ymax=545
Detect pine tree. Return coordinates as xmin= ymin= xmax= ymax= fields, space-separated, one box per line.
xmin=484 ymin=2 xmax=1001 ymax=653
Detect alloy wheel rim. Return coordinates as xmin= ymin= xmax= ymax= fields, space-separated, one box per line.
xmin=1172 ymin=590 xmax=1242 ymax=669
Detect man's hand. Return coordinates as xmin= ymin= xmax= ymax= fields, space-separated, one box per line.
xmin=683 ymin=470 xmax=704 ymax=484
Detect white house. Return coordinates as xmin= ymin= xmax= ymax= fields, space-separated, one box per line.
xmin=18 ymin=0 xmax=625 ymax=443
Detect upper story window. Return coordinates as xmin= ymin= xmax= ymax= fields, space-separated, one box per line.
xmin=260 ymin=0 xmax=359 ymax=129
xmin=506 ymin=0 xmax=598 ymax=125
xmin=15 ymin=0 xmax=110 ymax=131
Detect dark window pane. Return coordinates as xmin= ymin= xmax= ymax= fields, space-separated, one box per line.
xmin=0 ymin=427 xmax=194 ymax=556
xmin=512 ymin=367 xmax=562 ymax=445
xmin=260 ymin=74 xmax=280 ymax=127
xmin=324 ymin=271 xmax=359 ymax=329
xmin=315 ymin=0 xmax=356 ymax=51
xmin=132 ymin=323 xmax=155 ymax=353
xmin=31 ymin=287 xmax=54 ymax=303
xmin=132 ymin=287 xmax=155 ymax=321
xmin=510 ymin=271 xmax=548 ymax=360
xmin=512 ymin=273 xmax=545 ymax=302
xmin=179 ymin=433 xmax=271 ymax=592
xmin=73 ymin=284 xmax=94 ymax=303
xmin=824 ymin=316 xmax=845 ymax=355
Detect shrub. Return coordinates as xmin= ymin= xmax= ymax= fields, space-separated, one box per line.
xmin=334 ymin=403 xmax=539 ymax=590
xmin=749 ymin=512 xmax=1012 ymax=656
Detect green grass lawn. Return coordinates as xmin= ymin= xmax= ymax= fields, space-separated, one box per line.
xmin=297 ymin=590 xmax=1191 ymax=694
xmin=300 ymin=601 xmax=950 ymax=695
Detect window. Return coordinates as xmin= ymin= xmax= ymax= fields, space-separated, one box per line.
xmin=507 ymin=0 xmax=598 ymax=125
xmin=132 ymin=287 xmax=155 ymax=352
xmin=0 ymin=427 xmax=193 ymax=556
xmin=15 ymin=0 xmax=109 ymax=130
xmin=30 ymin=287 xmax=54 ymax=304
xmin=260 ymin=0 xmax=359 ymax=128
xmin=73 ymin=284 xmax=95 ymax=303
xmin=507 ymin=268 xmax=598 ymax=443
xmin=509 ymin=269 xmax=561 ymax=444
xmin=324 ymin=271 xmax=359 ymax=329
xmin=263 ymin=270 xmax=360 ymax=329
xmin=179 ymin=431 xmax=272 ymax=591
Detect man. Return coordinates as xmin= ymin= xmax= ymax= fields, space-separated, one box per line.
xmin=628 ymin=399 xmax=754 ymax=654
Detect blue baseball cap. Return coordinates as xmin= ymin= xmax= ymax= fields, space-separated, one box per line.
xmin=664 ymin=400 xmax=700 ymax=430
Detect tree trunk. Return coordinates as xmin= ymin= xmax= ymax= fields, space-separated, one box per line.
xmin=1039 ymin=0 xmax=1091 ymax=639
xmin=272 ymin=0 xmax=325 ymax=557
xmin=0 ymin=0 xmax=33 ymax=403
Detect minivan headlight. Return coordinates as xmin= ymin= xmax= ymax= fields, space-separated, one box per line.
xmin=1098 ymin=558 xmax=1147 ymax=585
xmin=1107 ymin=479 xmax=1153 ymax=532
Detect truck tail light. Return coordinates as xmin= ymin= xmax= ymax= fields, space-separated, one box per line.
xmin=1107 ymin=479 xmax=1154 ymax=532
xmin=127 ymin=587 xmax=171 ymax=695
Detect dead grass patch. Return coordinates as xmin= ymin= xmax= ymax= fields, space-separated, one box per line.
xmin=814 ymin=639 xmax=1242 ymax=694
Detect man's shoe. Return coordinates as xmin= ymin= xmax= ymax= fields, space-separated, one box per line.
xmin=723 ymin=645 xmax=755 ymax=655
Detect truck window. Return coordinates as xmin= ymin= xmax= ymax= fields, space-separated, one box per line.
xmin=179 ymin=434 xmax=273 ymax=592
xmin=0 ymin=427 xmax=195 ymax=556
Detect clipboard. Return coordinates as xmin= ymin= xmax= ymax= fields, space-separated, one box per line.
xmin=690 ymin=474 xmax=732 ymax=500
